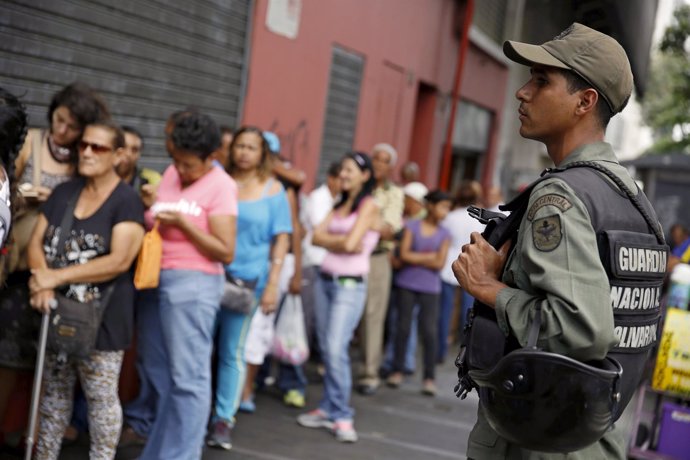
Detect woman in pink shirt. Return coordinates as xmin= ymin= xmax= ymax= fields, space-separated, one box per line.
xmin=297 ymin=152 xmax=379 ymax=443
xmin=130 ymin=111 xmax=238 ymax=460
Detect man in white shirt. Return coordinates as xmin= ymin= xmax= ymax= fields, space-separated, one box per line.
xmin=438 ymin=180 xmax=485 ymax=362
xmin=301 ymin=161 xmax=342 ymax=342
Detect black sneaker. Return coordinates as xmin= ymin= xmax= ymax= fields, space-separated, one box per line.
xmin=206 ymin=419 xmax=233 ymax=450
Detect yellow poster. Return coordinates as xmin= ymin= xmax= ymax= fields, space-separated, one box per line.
xmin=652 ymin=308 xmax=690 ymax=397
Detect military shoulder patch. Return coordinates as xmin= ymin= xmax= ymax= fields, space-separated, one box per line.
xmin=532 ymin=215 xmax=562 ymax=252
xmin=527 ymin=194 xmax=572 ymax=220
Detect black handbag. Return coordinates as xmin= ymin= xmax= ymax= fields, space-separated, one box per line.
xmin=47 ymin=289 xmax=112 ymax=361
xmin=220 ymin=274 xmax=257 ymax=315
xmin=45 ymin=188 xmax=113 ymax=361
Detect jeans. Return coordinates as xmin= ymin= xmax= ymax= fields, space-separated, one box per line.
xmin=437 ymin=281 xmax=458 ymax=361
xmin=314 ymin=275 xmax=367 ymax=421
xmin=124 ymin=288 xmax=160 ymax=437
xmin=300 ymin=265 xmax=319 ymax=349
xmin=139 ymin=270 xmax=222 ymax=460
xmin=393 ymin=288 xmax=439 ymax=380
xmin=277 ymin=362 xmax=307 ymax=393
xmin=213 ymin=305 xmax=254 ymax=421
xmin=382 ymin=292 xmax=417 ymax=374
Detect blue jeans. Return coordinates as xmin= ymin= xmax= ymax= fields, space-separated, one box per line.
xmin=314 ymin=275 xmax=367 ymax=422
xmin=139 ymin=270 xmax=222 ymax=460
xmin=277 ymin=362 xmax=308 ymax=393
xmin=437 ymin=281 xmax=458 ymax=361
xmin=213 ymin=305 xmax=254 ymax=422
xmin=124 ymin=288 xmax=160 ymax=437
xmin=382 ymin=293 xmax=417 ymax=374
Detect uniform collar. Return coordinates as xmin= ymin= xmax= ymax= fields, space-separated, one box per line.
xmin=558 ymin=142 xmax=619 ymax=168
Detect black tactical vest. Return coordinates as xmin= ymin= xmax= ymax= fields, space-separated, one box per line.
xmin=456 ymin=161 xmax=668 ymax=420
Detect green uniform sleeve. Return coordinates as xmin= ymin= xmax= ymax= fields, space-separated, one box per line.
xmin=494 ymin=178 xmax=617 ymax=361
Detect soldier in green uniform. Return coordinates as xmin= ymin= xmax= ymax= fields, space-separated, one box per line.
xmin=453 ymin=23 xmax=665 ymax=459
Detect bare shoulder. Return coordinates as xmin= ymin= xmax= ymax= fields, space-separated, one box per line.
xmin=266 ymin=177 xmax=285 ymax=196
xmin=360 ymin=197 xmax=380 ymax=217
xmin=15 ymin=128 xmax=41 ymax=170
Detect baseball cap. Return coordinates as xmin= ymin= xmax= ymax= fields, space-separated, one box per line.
xmin=503 ymin=23 xmax=633 ymax=114
xmin=263 ymin=131 xmax=281 ymax=154
xmin=403 ymin=182 xmax=429 ymax=205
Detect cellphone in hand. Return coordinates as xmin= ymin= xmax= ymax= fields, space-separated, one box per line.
xmin=19 ymin=183 xmax=39 ymax=198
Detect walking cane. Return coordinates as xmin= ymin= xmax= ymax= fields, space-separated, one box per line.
xmin=25 ymin=306 xmax=52 ymax=460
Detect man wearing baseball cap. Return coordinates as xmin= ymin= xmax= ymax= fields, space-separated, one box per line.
xmin=452 ymin=23 xmax=666 ymax=458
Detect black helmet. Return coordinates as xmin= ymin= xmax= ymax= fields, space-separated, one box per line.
xmin=469 ymin=348 xmax=623 ymax=453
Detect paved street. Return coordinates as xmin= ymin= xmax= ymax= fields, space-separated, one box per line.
xmin=54 ymin=358 xmax=478 ymax=460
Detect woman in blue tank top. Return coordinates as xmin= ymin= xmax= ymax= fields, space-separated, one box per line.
xmin=207 ymin=126 xmax=292 ymax=451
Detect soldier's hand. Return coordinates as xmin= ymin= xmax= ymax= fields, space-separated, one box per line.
xmin=452 ymin=232 xmax=511 ymax=306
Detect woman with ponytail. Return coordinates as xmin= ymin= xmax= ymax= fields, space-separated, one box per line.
xmin=297 ymin=152 xmax=380 ymax=443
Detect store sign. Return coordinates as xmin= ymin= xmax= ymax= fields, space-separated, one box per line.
xmin=653 ymin=308 xmax=690 ymax=397
xmin=266 ymin=0 xmax=302 ymax=40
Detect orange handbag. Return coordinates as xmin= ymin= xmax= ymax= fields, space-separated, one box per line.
xmin=133 ymin=221 xmax=162 ymax=290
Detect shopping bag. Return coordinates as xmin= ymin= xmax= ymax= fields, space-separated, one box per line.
xmin=133 ymin=222 xmax=162 ymax=290
xmin=272 ymin=294 xmax=309 ymax=365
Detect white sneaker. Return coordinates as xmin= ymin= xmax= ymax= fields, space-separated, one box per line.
xmin=297 ymin=409 xmax=334 ymax=430
xmin=333 ymin=420 xmax=358 ymax=443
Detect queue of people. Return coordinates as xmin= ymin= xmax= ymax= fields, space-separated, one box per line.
xmin=0 ymin=82 xmax=499 ymax=459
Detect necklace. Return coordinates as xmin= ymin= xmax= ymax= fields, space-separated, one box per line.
xmin=47 ymin=135 xmax=74 ymax=164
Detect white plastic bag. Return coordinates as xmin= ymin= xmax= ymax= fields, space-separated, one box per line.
xmin=272 ymin=294 xmax=309 ymax=365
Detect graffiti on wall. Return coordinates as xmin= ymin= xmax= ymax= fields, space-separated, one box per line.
xmin=267 ymin=119 xmax=310 ymax=164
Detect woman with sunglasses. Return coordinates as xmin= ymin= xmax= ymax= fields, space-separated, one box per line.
xmin=0 ymin=83 xmax=109 ymax=442
xmin=297 ymin=152 xmax=379 ymax=443
xmin=12 ymin=83 xmax=109 ymax=269
xmin=26 ymin=121 xmax=145 ymax=459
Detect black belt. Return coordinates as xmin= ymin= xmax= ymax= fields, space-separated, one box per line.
xmin=372 ymin=248 xmax=390 ymax=255
xmin=320 ymin=272 xmax=364 ymax=283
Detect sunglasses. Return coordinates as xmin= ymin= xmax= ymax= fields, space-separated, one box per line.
xmin=78 ymin=140 xmax=113 ymax=154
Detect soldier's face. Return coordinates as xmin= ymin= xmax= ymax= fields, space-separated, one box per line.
xmin=515 ymin=65 xmax=579 ymax=142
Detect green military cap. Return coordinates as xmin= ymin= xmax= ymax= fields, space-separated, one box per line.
xmin=503 ymin=23 xmax=633 ymax=114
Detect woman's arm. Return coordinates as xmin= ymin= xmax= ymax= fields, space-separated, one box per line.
xmin=312 ymin=201 xmax=379 ymax=254
xmin=30 ymin=221 xmax=145 ymax=290
xmin=157 ymin=212 xmax=236 ymax=265
xmin=312 ymin=211 xmax=341 ymax=250
xmin=27 ymin=214 xmax=55 ymax=313
xmin=271 ymin=157 xmax=306 ymax=189
xmin=260 ymin=232 xmax=290 ymax=313
xmin=286 ymin=188 xmax=302 ymax=294
xmin=26 ymin=213 xmax=49 ymax=271
xmin=400 ymin=230 xmax=450 ymax=270
xmin=326 ymin=199 xmax=379 ymax=254
xmin=14 ymin=129 xmax=34 ymax=181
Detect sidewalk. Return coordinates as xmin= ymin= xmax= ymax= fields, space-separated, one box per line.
xmin=55 ymin=358 xmax=479 ymax=460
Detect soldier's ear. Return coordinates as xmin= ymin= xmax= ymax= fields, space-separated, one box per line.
xmin=576 ymin=88 xmax=599 ymax=116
